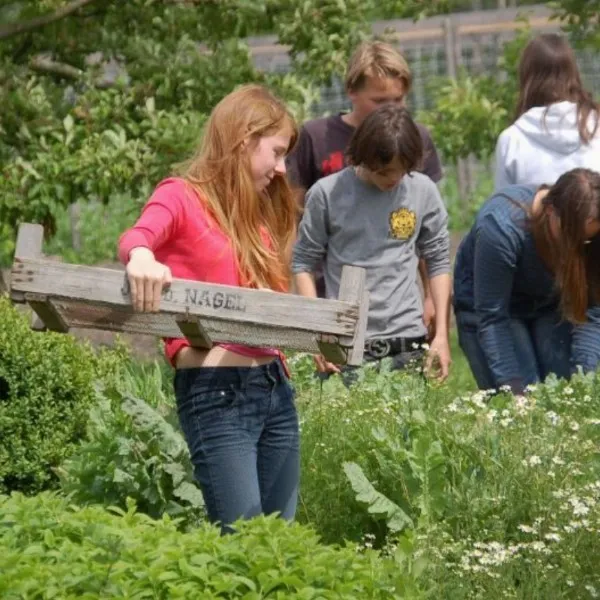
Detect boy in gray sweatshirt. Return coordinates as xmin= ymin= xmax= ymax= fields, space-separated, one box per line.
xmin=292 ymin=104 xmax=452 ymax=380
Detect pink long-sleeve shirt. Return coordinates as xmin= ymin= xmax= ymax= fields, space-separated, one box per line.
xmin=118 ymin=177 xmax=283 ymax=367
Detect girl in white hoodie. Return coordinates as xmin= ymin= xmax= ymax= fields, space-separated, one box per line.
xmin=494 ymin=34 xmax=600 ymax=190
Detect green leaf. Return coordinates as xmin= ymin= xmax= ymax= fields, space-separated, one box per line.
xmin=342 ymin=461 xmax=413 ymax=532
xmin=173 ymin=482 xmax=205 ymax=508
xmin=63 ymin=115 xmax=74 ymax=133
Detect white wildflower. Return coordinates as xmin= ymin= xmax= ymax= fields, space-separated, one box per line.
xmin=523 ymin=455 xmax=542 ymax=467
xmin=530 ymin=541 xmax=549 ymax=553
xmin=563 ymin=386 xmax=574 ymax=395
xmin=544 ymin=533 xmax=561 ymax=542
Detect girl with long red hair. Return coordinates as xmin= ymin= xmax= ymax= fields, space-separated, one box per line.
xmin=119 ymin=84 xmax=300 ymax=532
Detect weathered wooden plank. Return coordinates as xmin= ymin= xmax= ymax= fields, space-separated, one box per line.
xmin=11 ymin=224 xmax=47 ymax=331
xmin=51 ymin=299 xmax=324 ymax=353
xmin=337 ymin=266 xmax=368 ymax=366
xmin=11 ymin=224 xmax=44 ymax=305
xmin=317 ymin=334 xmax=348 ymax=365
xmin=176 ymin=315 xmax=213 ymax=348
xmin=24 ymin=293 xmax=69 ymax=333
xmin=10 ymin=257 xmax=358 ymax=337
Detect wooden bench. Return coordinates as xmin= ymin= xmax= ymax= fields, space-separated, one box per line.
xmin=9 ymin=223 xmax=369 ymax=366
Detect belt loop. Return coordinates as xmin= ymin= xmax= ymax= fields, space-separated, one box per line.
xmin=273 ymin=357 xmax=286 ymax=383
xmin=265 ymin=360 xmax=278 ymax=385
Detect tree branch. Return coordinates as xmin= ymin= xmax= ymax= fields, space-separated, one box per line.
xmin=29 ymin=55 xmax=83 ymax=80
xmin=0 ymin=0 xmax=100 ymax=41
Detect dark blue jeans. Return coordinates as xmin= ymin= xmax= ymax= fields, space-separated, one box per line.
xmin=174 ymin=358 xmax=299 ymax=532
xmin=456 ymin=310 xmax=572 ymax=391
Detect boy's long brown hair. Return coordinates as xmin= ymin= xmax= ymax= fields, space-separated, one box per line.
xmin=531 ymin=168 xmax=600 ymax=323
xmin=179 ymin=84 xmax=298 ymax=292
xmin=516 ymin=34 xmax=599 ymax=143
xmin=346 ymin=104 xmax=423 ymax=172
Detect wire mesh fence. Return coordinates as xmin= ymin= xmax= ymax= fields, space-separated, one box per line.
xmin=249 ymin=4 xmax=600 ymax=118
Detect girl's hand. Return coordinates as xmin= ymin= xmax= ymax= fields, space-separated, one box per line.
xmin=126 ymin=247 xmax=172 ymax=312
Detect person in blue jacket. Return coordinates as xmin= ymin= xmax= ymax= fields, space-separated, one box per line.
xmin=454 ymin=168 xmax=600 ymax=394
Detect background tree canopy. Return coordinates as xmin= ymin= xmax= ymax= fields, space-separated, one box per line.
xmin=0 ymin=0 xmax=597 ymax=263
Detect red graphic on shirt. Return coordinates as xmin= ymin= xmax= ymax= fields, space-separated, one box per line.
xmin=321 ymin=151 xmax=345 ymax=176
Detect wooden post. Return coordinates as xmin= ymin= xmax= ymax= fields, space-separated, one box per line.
xmin=11 ymin=223 xmax=44 ymax=303
xmin=444 ymin=17 xmax=469 ymax=204
xmin=176 ymin=314 xmax=213 ymax=348
xmin=25 ymin=293 xmax=69 ymax=333
xmin=11 ymin=224 xmax=50 ymax=331
xmin=69 ymin=202 xmax=82 ymax=253
xmin=443 ymin=17 xmax=457 ymax=80
xmin=336 ymin=265 xmax=368 ymax=366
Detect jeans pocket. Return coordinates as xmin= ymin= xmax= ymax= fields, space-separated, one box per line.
xmin=177 ymin=386 xmax=243 ymax=427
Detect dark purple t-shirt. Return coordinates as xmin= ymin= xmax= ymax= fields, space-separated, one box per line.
xmin=287 ymin=113 xmax=443 ymax=192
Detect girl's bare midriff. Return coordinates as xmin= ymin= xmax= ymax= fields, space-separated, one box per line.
xmin=175 ymin=345 xmax=275 ymax=369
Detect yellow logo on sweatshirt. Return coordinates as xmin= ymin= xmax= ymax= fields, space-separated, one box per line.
xmin=389 ymin=208 xmax=416 ymax=240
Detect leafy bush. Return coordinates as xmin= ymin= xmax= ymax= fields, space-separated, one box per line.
xmin=0 ymin=295 xmax=125 ymax=495
xmin=418 ymin=22 xmax=532 ymax=164
xmin=59 ymin=368 xmax=205 ymax=528
xmin=44 ymin=195 xmax=141 ymax=266
xmin=293 ymin=350 xmax=600 ymax=598
xmin=0 ymin=492 xmax=417 ymax=599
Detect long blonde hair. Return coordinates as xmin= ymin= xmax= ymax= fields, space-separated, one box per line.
xmin=180 ymin=84 xmax=298 ymax=292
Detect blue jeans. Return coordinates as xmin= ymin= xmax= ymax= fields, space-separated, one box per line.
xmin=456 ymin=310 xmax=572 ymax=391
xmin=174 ymin=358 xmax=299 ymax=532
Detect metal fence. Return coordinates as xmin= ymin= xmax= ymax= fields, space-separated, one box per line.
xmin=247 ymin=3 xmax=600 ymax=118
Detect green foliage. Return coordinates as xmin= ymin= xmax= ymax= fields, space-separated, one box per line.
xmin=551 ymin=0 xmax=600 ymax=50
xmin=275 ymin=0 xmax=370 ymax=85
xmin=291 ymin=352 xmax=600 ymax=598
xmin=419 ymin=74 xmax=508 ymax=163
xmin=58 ymin=367 xmax=205 ymax=527
xmin=0 ymin=492 xmax=416 ymax=599
xmin=44 ymin=195 xmax=140 ymax=265
xmin=439 ymin=165 xmax=494 ymax=230
xmin=0 ymin=0 xmax=316 ymax=258
xmin=0 ymin=295 xmax=126 ymax=495
xmin=343 ymin=461 xmax=414 ymax=532
xmin=418 ymin=22 xmax=532 ymax=163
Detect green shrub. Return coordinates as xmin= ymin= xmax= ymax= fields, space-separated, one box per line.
xmin=59 ymin=371 xmax=205 ymax=528
xmin=0 ymin=295 xmax=125 ymax=494
xmin=0 ymin=492 xmax=417 ymax=599
xmin=293 ymin=351 xmax=600 ymax=598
